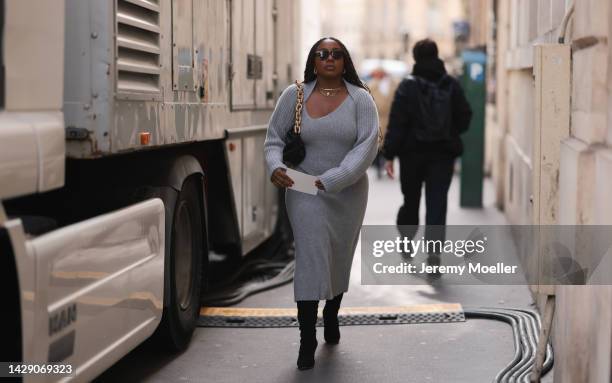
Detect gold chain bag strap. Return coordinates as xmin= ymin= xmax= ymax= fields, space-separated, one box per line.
xmin=282 ymin=81 xmax=306 ymax=167
xmin=294 ymin=81 xmax=304 ymax=133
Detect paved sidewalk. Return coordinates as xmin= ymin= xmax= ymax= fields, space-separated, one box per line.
xmin=98 ymin=170 xmax=552 ymax=383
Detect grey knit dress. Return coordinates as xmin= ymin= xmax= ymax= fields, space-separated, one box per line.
xmin=264 ymin=80 xmax=379 ymax=301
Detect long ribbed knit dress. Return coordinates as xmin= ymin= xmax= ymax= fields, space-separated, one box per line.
xmin=264 ymin=79 xmax=379 ymax=301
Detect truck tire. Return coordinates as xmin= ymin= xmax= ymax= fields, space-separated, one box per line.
xmin=157 ymin=176 xmax=205 ymax=351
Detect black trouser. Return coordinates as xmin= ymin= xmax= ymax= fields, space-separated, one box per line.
xmin=397 ymin=152 xmax=455 ymax=249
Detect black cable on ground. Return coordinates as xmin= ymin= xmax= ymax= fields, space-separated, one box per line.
xmin=465 ymin=308 xmax=553 ymax=383
xmin=492 ymin=308 xmax=554 ymax=379
xmin=201 ymin=260 xmax=295 ymax=306
xmin=201 ymin=236 xmax=295 ymax=306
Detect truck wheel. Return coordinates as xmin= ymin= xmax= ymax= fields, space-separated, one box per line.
xmin=157 ymin=176 xmax=204 ymax=351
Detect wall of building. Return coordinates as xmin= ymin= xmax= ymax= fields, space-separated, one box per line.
xmin=488 ymin=0 xmax=507 ymax=206
xmin=464 ymin=0 xmax=489 ymax=48
xmin=319 ymin=0 xmax=367 ymax=63
xmin=491 ymin=0 xmax=612 ymax=381
xmin=297 ymin=0 xmax=323 ymax=76
xmin=361 ymin=0 xmax=464 ymax=64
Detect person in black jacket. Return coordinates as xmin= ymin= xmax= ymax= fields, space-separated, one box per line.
xmin=382 ymin=39 xmax=472 ymax=267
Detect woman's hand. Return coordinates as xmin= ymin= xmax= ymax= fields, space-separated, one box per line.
xmin=271 ymin=168 xmax=294 ymax=188
xmin=315 ymin=180 xmax=325 ymax=191
xmin=385 ymin=160 xmax=394 ymax=179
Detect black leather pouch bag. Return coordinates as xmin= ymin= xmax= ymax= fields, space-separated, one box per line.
xmin=282 ymin=81 xmax=305 ymax=168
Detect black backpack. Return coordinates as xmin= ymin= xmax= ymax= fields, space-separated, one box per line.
xmin=409 ymin=74 xmax=453 ymax=142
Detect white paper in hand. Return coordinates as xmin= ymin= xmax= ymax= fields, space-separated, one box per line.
xmin=285 ymin=168 xmax=318 ymax=195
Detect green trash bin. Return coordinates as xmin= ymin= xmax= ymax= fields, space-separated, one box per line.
xmin=459 ymin=49 xmax=486 ymax=208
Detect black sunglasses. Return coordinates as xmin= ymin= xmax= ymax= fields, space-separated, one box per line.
xmin=315 ymin=49 xmax=344 ymax=60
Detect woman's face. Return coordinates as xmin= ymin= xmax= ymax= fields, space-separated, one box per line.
xmin=314 ymin=39 xmax=345 ymax=79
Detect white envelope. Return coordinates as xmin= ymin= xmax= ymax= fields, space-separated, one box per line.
xmin=285 ymin=168 xmax=319 ymax=195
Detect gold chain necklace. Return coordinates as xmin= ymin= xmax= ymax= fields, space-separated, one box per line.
xmin=318 ymin=86 xmax=343 ymax=97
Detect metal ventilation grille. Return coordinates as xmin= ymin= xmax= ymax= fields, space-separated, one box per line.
xmin=116 ymin=0 xmax=161 ymax=94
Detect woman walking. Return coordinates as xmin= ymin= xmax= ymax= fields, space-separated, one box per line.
xmin=264 ymin=37 xmax=379 ymax=370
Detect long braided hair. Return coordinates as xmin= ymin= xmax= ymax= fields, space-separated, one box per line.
xmin=303 ymin=37 xmax=369 ymax=91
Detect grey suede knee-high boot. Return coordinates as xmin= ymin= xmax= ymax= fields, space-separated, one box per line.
xmin=323 ymin=293 xmax=343 ymax=344
xmin=296 ymin=300 xmax=318 ymax=370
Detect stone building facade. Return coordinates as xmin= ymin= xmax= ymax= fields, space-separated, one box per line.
xmin=487 ymin=0 xmax=612 ymax=381
xmin=361 ymin=0 xmax=464 ymax=64
xmin=319 ymin=0 xmax=368 ymax=63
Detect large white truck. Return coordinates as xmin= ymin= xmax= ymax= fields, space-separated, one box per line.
xmin=0 ymin=0 xmax=299 ymax=381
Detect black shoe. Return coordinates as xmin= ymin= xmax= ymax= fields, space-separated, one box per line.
xmin=323 ymin=294 xmax=343 ymax=344
xmin=427 ymin=254 xmax=441 ymax=267
xmin=323 ymin=306 xmax=340 ymax=344
xmin=400 ymin=249 xmax=414 ymax=261
xmin=323 ymin=319 xmax=340 ymax=344
xmin=297 ymin=339 xmax=318 ymax=370
xmin=297 ymin=301 xmax=319 ymax=370
xmin=426 ymin=255 xmax=442 ymax=280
